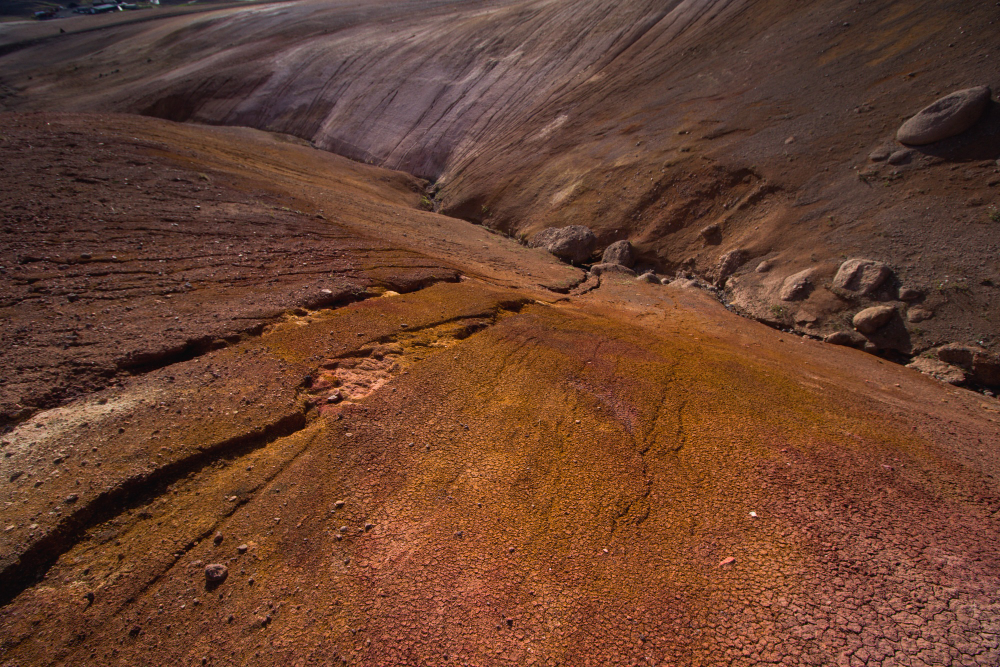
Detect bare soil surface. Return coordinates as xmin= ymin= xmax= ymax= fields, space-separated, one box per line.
xmin=0 ymin=2 xmax=999 ymax=665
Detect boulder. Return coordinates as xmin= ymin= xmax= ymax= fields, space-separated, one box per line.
xmin=906 ymin=357 xmax=967 ymax=386
xmin=699 ymin=224 xmax=721 ymax=245
xmin=717 ymin=249 xmax=747 ymax=279
xmin=832 ymin=259 xmax=891 ymax=295
xmin=824 ymin=330 xmax=867 ymax=349
xmin=779 ymin=269 xmax=813 ymax=301
xmin=897 ymin=86 xmax=992 ymax=146
xmin=530 ymin=225 xmax=596 ymax=264
xmin=601 ymin=240 xmax=634 ymax=267
xmin=589 ymin=263 xmax=635 ymax=277
xmin=852 ymin=305 xmax=896 ymax=335
xmin=636 ymin=272 xmax=660 ymax=284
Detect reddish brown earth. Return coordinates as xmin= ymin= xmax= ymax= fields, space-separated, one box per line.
xmin=0 ymin=2 xmax=999 ymax=666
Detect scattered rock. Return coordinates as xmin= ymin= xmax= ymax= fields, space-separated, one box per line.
xmin=530 ymin=225 xmax=596 ymax=264
xmin=213 ymin=532 xmax=224 ymax=546
xmin=326 ymin=391 xmax=342 ymax=404
xmin=907 ymin=306 xmax=934 ymax=323
xmin=334 ymin=500 xmax=345 ymax=509
xmin=780 ymin=269 xmax=813 ymax=301
xmin=601 ymin=240 xmax=634 ymax=267
xmin=755 ymin=260 xmax=773 ymax=273
xmin=699 ymin=224 xmax=722 ymax=245
xmin=64 ymin=494 xmax=78 ymax=504
xmin=869 ymin=148 xmax=890 ymax=162
xmin=898 ymin=287 xmax=923 ymax=302
xmin=589 ymin=263 xmax=636 ymax=277
xmin=205 ymin=563 xmax=228 ymax=587
xmin=853 ymin=305 xmax=897 ymax=335
xmin=717 ymin=249 xmax=747 ymax=279
xmin=824 ymin=330 xmax=867 ymax=348
xmin=887 ymin=149 xmax=913 ymax=165
xmin=636 ymin=272 xmax=660 ymax=284
xmin=832 ymin=258 xmax=892 ymax=295
xmin=717 ymin=556 xmax=736 ymax=568
xmin=906 ymin=357 xmax=967 ymax=385
xmin=897 ymin=85 xmax=992 ymax=146
xmin=237 ymin=544 xmax=248 ymax=555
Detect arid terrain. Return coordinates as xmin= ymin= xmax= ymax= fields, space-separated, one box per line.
xmin=1 ymin=1 xmax=999 ymax=666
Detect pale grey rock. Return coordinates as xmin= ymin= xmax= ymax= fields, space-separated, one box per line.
xmin=897 ymin=86 xmax=992 ymax=146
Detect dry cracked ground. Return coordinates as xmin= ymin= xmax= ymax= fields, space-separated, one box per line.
xmin=1 ymin=1 xmax=1000 ymax=666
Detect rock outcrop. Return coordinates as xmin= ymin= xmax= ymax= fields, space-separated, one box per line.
xmin=717 ymin=248 xmax=747 ymax=279
xmin=896 ymin=86 xmax=992 ymax=146
xmin=530 ymin=225 xmax=596 ymax=264
xmin=937 ymin=343 xmax=1000 ymax=386
xmin=906 ymin=357 xmax=967 ymax=385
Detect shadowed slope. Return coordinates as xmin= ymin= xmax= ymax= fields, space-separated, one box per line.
xmin=1 ymin=0 xmax=997 ymax=354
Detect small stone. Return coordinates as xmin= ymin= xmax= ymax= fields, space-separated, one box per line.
xmin=869 ymin=148 xmax=891 ymax=162
xmin=326 ymin=391 xmax=342 ymax=404
xmin=755 ymin=260 xmax=773 ymax=273
xmin=898 ymin=287 xmax=923 ymax=302
xmin=237 ymin=544 xmax=248 ymax=554
xmin=213 ymin=532 xmax=224 ymax=546
xmin=334 ymin=500 xmax=345 ymax=509
xmin=364 ymin=523 xmax=374 ymax=531
xmin=853 ymin=305 xmax=897 ymax=335
xmin=717 ymin=556 xmax=736 ymax=568
xmin=897 ymin=85 xmax=992 ymax=146
xmin=636 ymin=272 xmax=659 ymax=284
xmin=64 ymin=494 xmax=78 ymax=504
xmin=887 ymin=149 xmax=913 ymax=165
xmin=907 ymin=307 xmax=933 ymax=323
xmin=205 ymin=563 xmax=228 ymax=587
